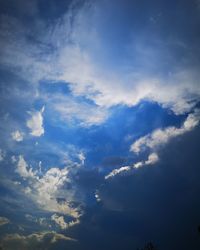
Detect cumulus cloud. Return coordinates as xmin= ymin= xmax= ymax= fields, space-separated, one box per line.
xmin=105 ymin=152 xmax=159 ymax=179
xmin=0 ymin=231 xmax=77 ymax=250
xmin=11 ymin=130 xmax=24 ymax=142
xmin=131 ymin=109 xmax=200 ymax=154
xmin=14 ymin=157 xmax=82 ymax=219
xmin=26 ymin=107 xmax=45 ymax=137
xmin=15 ymin=155 xmax=36 ymax=179
xmin=0 ymin=216 xmax=10 ymax=226
xmin=51 ymin=214 xmax=80 ymax=230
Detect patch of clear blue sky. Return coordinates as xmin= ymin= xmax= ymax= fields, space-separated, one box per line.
xmin=38 ymin=81 xmax=186 ymax=172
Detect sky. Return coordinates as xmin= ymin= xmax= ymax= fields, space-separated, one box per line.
xmin=0 ymin=0 xmax=200 ymax=249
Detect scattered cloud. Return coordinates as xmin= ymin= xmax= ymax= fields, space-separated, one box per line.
xmin=26 ymin=107 xmax=45 ymax=137
xmin=0 ymin=217 xmax=10 ymax=226
xmin=131 ymin=109 xmax=200 ymax=154
xmin=105 ymin=152 xmax=159 ymax=179
xmin=0 ymin=231 xmax=77 ymax=250
xmin=45 ymin=93 xmax=108 ymax=127
xmin=14 ymin=157 xmax=82 ymax=220
xmin=78 ymin=152 xmax=85 ymax=165
xmin=105 ymin=166 xmax=131 ymax=180
xmin=1 ymin=2 xmax=200 ymax=120
xmin=15 ymin=155 xmax=36 ymax=179
xmin=105 ymin=109 xmax=200 ymax=180
xmin=11 ymin=130 xmax=24 ymax=142
xmin=51 ymin=214 xmax=80 ymax=230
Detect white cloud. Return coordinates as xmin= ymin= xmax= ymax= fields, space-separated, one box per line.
xmin=105 ymin=166 xmax=131 ymax=180
xmin=131 ymin=109 xmax=200 ymax=154
xmin=15 ymin=155 xmax=36 ymax=179
xmin=105 ymin=109 xmax=200 ymax=180
xmin=11 ymin=130 xmax=24 ymax=142
xmin=95 ymin=190 xmax=101 ymax=202
xmin=0 ymin=231 xmax=77 ymax=250
xmin=51 ymin=214 xmax=68 ymax=229
xmin=105 ymin=152 xmax=159 ymax=179
xmin=144 ymin=152 xmax=159 ymax=165
xmin=78 ymin=152 xmax=85 ymax=165
xmin=14 ymin=157 xmax=82 ymax=219
xmin=26 ymin=107 xmax=45 ymax=137
xmin=51 ymin=214 xmax=80 ymax=230
xmin=45 ymin=93 xmax=108 ymax=127
xmin=1 ymin=4 xmax=200 ymax=120
xmin=0 ymin=216 xmax=10 ymax=226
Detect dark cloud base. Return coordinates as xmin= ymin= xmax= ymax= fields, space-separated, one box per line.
xmin=69 ymin=126 xmax=200 ymax=250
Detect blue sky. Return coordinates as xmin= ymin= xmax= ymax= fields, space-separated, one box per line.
xmin=0 ymin=0 xmax=200 ymax=249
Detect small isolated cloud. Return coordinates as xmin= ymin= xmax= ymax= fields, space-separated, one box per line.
xmin=78 ymin=152 xmax=85 ymax=165
xmin=11 ymin=130 xmax=24 ymax=142
xmin=26 ymin=107 xmax=45 ymax=137
xmin=95 ymin=190 xmax=101 ymax=202
xmin=131 ymin=109 xmax=200 ymax=154
xmin=0 ymin=216 xmax=10 ymax=226
xmin=0 ymin=231 xmax=77 ymax=250
xmin=105 ymin=152 xmax=159 ymax=179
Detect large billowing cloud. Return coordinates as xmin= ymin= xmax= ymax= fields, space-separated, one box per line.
xmin=0 ymin=1 xmax=200 ymax=249
xmin=0 ymin=0 xmax=200 ymax=122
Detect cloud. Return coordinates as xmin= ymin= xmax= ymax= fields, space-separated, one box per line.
xmin=78 ymin=152 xmax=85 ymax=165
xmin=26 ymin=107 xmax=45 ymax=137
xmin=0 ymin=217 xmax=10 ymax=226
xmin=105 ymin=166 xmax=131 ymax=180
xmin=14 ymin=156 xmax=82 ymax=219
xmin=11 ymin=130 xmax=24 ymax=142
xmin=44 ymin=93 xmax=108 ymax=127
xmin=105 ymin=153 xmax=159 ymax=179
xmin=131 ymin=109 xmax=200 ymax=154
xmin=15 ymin=155 xmax=36 ymax=179
xmin=105 ymin=109 xmax=200 ymax=180
xmin=0 ymin=231 xmax=77 ymax=250
xmin=1 ymin=2 xmax=200 ymax=120
xmin=51 ymin=214 xmax=80 ymax=230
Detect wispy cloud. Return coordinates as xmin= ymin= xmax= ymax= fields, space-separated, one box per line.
xmin=0 ymin=216 xmax=10 ymax=226
xmin=105 ymin=153 xmax=159 ymax=179
xmin=131 ymin=109 xmax=200 ymax=154
xmin=0 ymin=231 xmax=77 ymax=250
